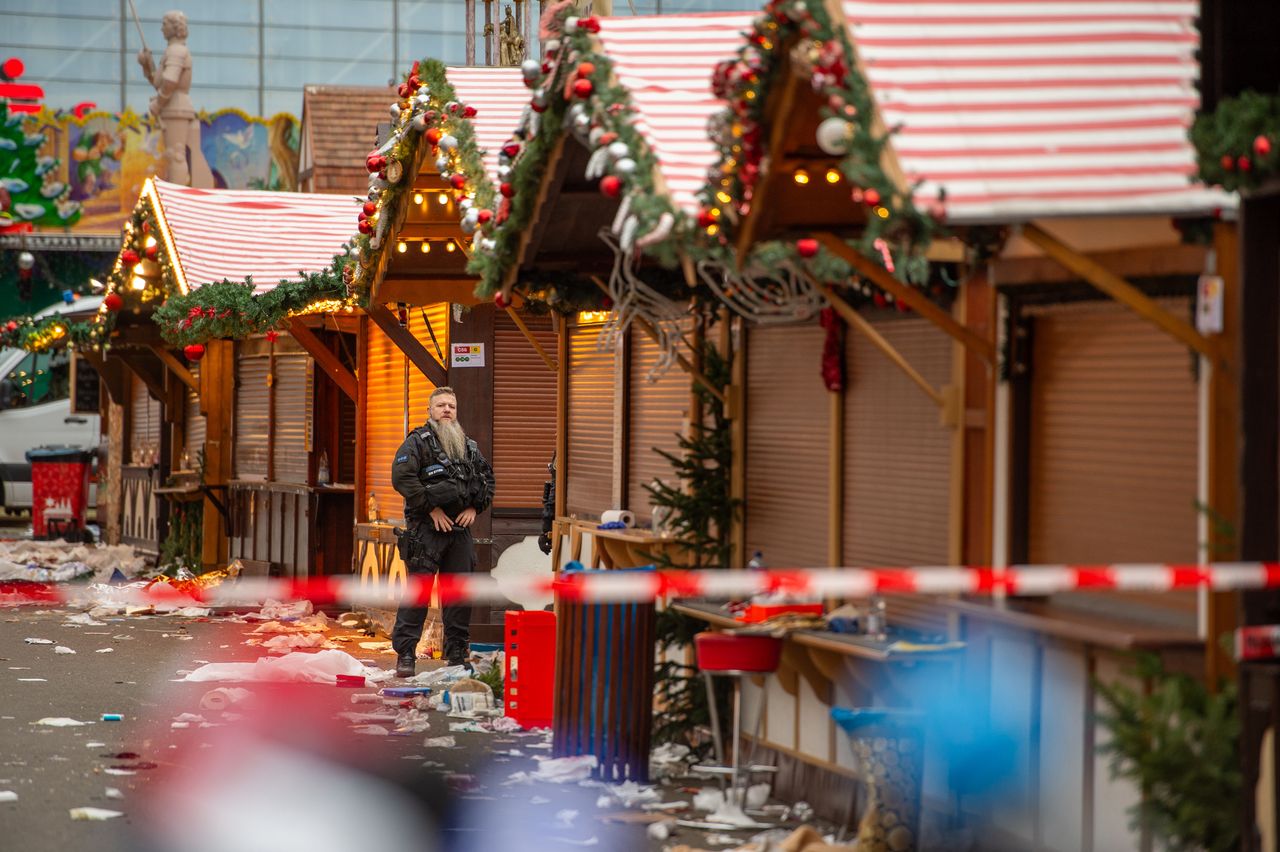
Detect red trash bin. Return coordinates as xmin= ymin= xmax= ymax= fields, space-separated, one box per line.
xmin=26 ymin=446 xmax=95 ymax=540
xmin=504 ymin=610 xmax=556 ymax=729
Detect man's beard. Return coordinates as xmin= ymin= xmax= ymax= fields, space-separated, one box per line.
xmin=432 ymin=418 xmax=467 ymax=462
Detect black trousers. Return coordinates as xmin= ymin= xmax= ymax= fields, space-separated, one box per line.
xmin=391 ymin=525 xmax=475 ymax=664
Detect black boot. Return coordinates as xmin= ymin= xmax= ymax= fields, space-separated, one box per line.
xmin=396 ymin=653 xmax=416 ymax=678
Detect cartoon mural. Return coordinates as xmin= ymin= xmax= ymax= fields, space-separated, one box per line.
xmin=1 ymin=106 xmax=300 ymax=234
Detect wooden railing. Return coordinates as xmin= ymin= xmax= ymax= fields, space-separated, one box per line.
xmin=228 ymin=481 xmax=354 ymax=578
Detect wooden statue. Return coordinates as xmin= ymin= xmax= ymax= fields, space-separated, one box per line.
xmin=135 ymin=10 xmax=213 ymax=188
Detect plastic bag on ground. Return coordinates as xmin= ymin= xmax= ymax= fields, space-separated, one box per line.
xmin=181 ymin=650 xmax=367 ymax=684
xmin=531 ymin=755 xmax=598 ymax=784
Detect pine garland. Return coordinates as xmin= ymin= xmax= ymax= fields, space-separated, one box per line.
xmin=469 ymin=7 xmax=692 ymax=309
xmin=1191 ymin=89 xmax=1280 ymax=193
xmin=348 ymin=58 xmax=499 ymax=296
xmin=699 ymin=0 xmax=944 ymax=290
xmin=0 ymin=310 xmax=111 ymax=352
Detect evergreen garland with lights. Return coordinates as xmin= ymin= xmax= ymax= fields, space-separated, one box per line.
xmin=699 ymin=0 xmax=944 ymax=290
xmin=347 ymin=59 xmax=499 ymax=296
xmin=1191 ymin=89 xmax=1280 ymax=193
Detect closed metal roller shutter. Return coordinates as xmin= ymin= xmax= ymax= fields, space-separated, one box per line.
xmin=1028 ymin=298 xmax=1198 ymax=565
xmin=493 ymin=310 xmax=557 ymax=510
xmin=273 ymin=353 xmax=313 ymax=484
xmin=628 ymin=323 xmax=691 ymax=522
xmin=129 ymin=372 xmax=161 ymax=465
xmin=566 ymin=321 xmax=616 ymax=519
xmin=363 ymin=305 xmax=449 ymax=523
xmin=234 ymin=354 xmax=270 ymax=480
xmin=745 ymin=322 xmax=828 ymax=567
xmin=184 ymin=362 xmax=205 ymax=468
xmin=844 ymin=315 xmax=952 ymax=566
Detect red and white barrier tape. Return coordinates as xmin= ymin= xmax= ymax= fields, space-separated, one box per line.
xmin=2 ymin=562 xmax=1279 ymax=609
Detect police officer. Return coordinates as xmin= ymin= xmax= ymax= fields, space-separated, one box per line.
xmin=391 ymin=386 xmax=495 ymax=678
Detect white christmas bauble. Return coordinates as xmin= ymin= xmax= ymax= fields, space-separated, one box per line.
xmin=544 ymin=39 xmax=560 ymax=54
xmin=411 ymin=114 xmax=427 ymax=132
xmin=521 ymin=59 xmax=540 ymax=79
xmin=589 ymin=127 xmax=604 ymax=145
xmin=463 ymin=207 xmax=479 ymax=224
xmin=459 ymin=198 xmax=473 ymax=211
xmin=497 ymin=165 xmax=511 ymax=179
xmin=614 ymin=157 xmax=637 ymax=175
xmin=564 ymin=16 xmax=579 ymax=33
xmin=479 ymin=238 xmax=496 ymax=252
xmin=388 ymin=103 xmax=401 ymax=119
xmin=573 ymin=113 xmax=591 ymax=132
xmin=569 ymin=103 xmax=586 ymax=121
xmin=439 ymin=134 xmax=458 ymax=151
xmin=607 ymin=141 xmax=629 ymax=160
xmin=816 ymin=116 xmax=853 ymax=155
xmin=436 ymin=157 xmax=449 ymax=172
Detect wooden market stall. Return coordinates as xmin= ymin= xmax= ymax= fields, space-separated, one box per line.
xmin=482 ymin=11 xmax=758 ymax=570
xmin=344 ymin=64 xmax=558 ymax=640
xmin=98 ymin=178 xmax=359 ymax=575
xmin=672 ymin=0 xmax=1240 ymax=845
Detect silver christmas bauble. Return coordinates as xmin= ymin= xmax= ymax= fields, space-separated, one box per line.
xmin=388 ymin=102 xmax=401 ymax=119
xmin=439 ymin=134 xmax=458 ymax=151
xmin=521 ymin=59 xmax=541 ymax=79
xmin=815 ymin=116 xmax=853 ymax=155
xmin=497 ymin=165 xmax=511 ymax=180
xmin=411 ymin=114 xmax=427 ymax=132
xmin=607 ymin=141 xmax=629 ymax=160
xmin=436 ymin=157 xmax=449 ymax=173
xmin=614 ymin=157 xmax=637 ymax=175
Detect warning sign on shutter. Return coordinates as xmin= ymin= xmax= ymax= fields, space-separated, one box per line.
xmin=451 ymin=343 xmax=485 ymax=368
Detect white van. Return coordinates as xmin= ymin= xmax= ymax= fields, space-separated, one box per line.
xmin=0 ymin=296 xmax=103 ymax=513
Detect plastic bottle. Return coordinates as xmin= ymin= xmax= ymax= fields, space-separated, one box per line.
xmin=317 ymin=450 xmax=330 ymax=484
xmin=747 ymin=550 xmax=766 ymax=571
xmin=367 ymin=491 xmax=379 ymax=522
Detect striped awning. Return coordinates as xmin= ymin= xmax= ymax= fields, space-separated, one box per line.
xmin=146 ymin=179 xmax=355 ymax=294
xmin=446 ymin=66 xmax=528 ymax=187
xmin=841 ymin=0 xmax=1235 ymax=223
xmin=596 ymin=12 xmax=757 ymax=213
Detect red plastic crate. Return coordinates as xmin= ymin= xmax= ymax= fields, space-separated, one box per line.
xmin=738 ymin=602 xmax=824 ymax=623
xmin=504 ymin=610 xmax=556 ymax=729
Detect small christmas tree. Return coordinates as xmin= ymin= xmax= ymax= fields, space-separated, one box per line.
xmin=0 ymin=100 xmax=81 ymax=230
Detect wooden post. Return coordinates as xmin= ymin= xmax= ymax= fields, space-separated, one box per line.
xmin=103 ymin=393 xmax=123 ymax=546
xmin=466 ymin=0 xmax=476 ymax=65
xmin=366 ymin=302 xmax=448 ymax=386
xmin=828 ymin=389 xmax=843 ymax=567
xmin=200 ymin=339 xmax=233 ymax=567
xmin=289 ymin=318 xmax=358 ymax=401
xmin=355 ymin=316 xmax=370 ymax=523
xmin=1206 ymin=220 xmax=1241 ymax=685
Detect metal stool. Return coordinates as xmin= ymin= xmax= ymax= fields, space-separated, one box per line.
xmin=693 ymin=632 xmax=782 ymax=808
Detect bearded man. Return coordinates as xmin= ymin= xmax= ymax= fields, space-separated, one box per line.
xmin=390 ymin=387 xmax=495 ymax=678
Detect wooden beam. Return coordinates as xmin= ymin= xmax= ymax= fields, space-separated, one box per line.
xmin=588 ymin=274 xmax=726 ymax=406
xmin=365 ymin=301 xmax=448 ymax=386
xmin=504 ymin=306 xmax=556 ymax=373
xmin=818 ymin=281 xmax=945 ymax=409
xmin=113 ymin=349 xmax=166 ymax=402
xmin=735 ymin=60 xmax=801 ymax=264
xmin=500 ymin=134 xmax=568 ymax=297
xmin=816 ymin=231 xmax=996 ymax=364
xmin=828 ymin=389 xmax=844 ymax=568
xmin=1021 ymin=221 xmax=1215 ymax=359
xmin=80 ymin=349 xmax=126 ymax=406
xmin=288 ymin=318 xmax=357 ymax=402
xmin=146 ymin=344 xmax=199 ymax=392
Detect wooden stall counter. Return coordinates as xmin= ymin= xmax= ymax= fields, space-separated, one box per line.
xmin=550 ymin=515 xmax=695 ymax=571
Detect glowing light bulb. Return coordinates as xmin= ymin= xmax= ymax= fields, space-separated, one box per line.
xmin=825 ymin=169 xmax=841 ymax=184
xmin=445 ymin=241 xmax=456 ymax=253
xmin=144 ymin=235 xmax=157 ymax=248
xmin=715 ymin=191 xmax=732 ymax=204
xmin=436 ymin=193 xmax=448 ymax=205
xmin=397 ymin=241 xmax=407 ymax=253
xmin=413 ymin=192 xmax=424 ymax=205
xmin=131 ymin=275 xmax=147 ymax=291
xmin=420 ymin=241 xmax=430 ymax=253
xmin=793 ymin=169 xmax=810 ymax=185
xmin=706 ymin=224 xmax=719 ymax=236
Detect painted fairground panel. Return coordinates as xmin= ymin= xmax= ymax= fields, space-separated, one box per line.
xmin=1 ymin=107 xmax=300 ymax=233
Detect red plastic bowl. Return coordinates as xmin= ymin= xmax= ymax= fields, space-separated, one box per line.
xmin=694 ymin=632 xmax=783 ymax=674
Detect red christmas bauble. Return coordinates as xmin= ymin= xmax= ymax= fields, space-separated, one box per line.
xmin=494 ymin=291 xmax=510 ymax=309
xmin=450 ymin=174 xmax=467 ymax=190
xmin=873 ymin=292 xmax=888 ymax=309
xmin=5 ymin=319 xmax=17 ymax=331
xmin=1255 ymin=135 xmax=1273 ymax=156
xmin=1221 ymin=154 xmax=1235 ymax=171
xmin=425 ymin=128 xmax=442 ymax=145
xmin=361 ymin=201 xmax=377 ymax=217
xmin=366 ymin=155 xmax=381 ymax=173
xmin=408 ymin=74 xmax=420 ymax=90
xmin=1239 ymin=155 xmax=1252 ymax=172
xmin=500 ymin=182 xmax=516 ymax=198
xmin=120 ymin=249 xmax=139 ymax=266
xmin=863 ymin=188 xmax=881 ymax=206
xmin=599 ymin=131 xmax=618 ymax=145
xmin=501 ymin=141 xmax=521 ymax=158
xmin=463 ymin=105 xmax=477 ymax=118
xmin=104 ymin=292 xmax=123 ymax=312
xmin=145 ymin=244 xmax=159 ymax=260
xmin=358 ymin=219 xmax=373 ymax=234
xmin=477 ymin=209 xmax=493 ymax=224
xmin=397 ymin=82 xmax=411 ymax=98
xmin=578 ymin=16 xmax=601 ymax=33
xmin=573 ymin=79 xmax=594 ymax=98
xmin=599 ymin=175 xmax=622 ymax=198
xmin=796 ymin=238 xmax=819 ymax=258
xmin=577 ymin=62 xmax=596 ymax=78
xmin=696 ymin=209 xmax=716 ymax=228
xmin=183 ymin=343 xmax=205 ymax=362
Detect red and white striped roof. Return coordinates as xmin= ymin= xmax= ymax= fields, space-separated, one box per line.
xmin=840 ymin=0 xmax=1235 ymax=223
xmin=146 ymin=179 xmax=355 ymax=294
xmin=596 ymin=12 xmax=756 ymax=212
xmin=446 ymin=66 xmax=528 ymax=186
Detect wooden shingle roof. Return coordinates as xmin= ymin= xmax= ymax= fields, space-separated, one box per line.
xmin=299 ymin=85 xmax=398 ymax=195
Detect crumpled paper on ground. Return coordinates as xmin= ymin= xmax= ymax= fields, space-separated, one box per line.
xmin=529 ymin=755 xmax=597 ymax=784
xmin=181 ymin=650 xmax=369 ymax=684
xmin=255 ymin=632 xmax=329 ymax=653
xmin=0 ymin=540 xmax=147 ymax=584
xmin=246 ymin=599 xmax=314 ymax=621
xmin=69 ymin=807 xmax=123 ymax=821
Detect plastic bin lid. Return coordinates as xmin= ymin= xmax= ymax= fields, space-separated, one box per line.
xmin=25 ymin=445 xmax=97 ymax=463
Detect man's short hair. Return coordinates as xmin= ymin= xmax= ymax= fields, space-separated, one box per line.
xmin=429 ymin=386 xmax=456 ymax=404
